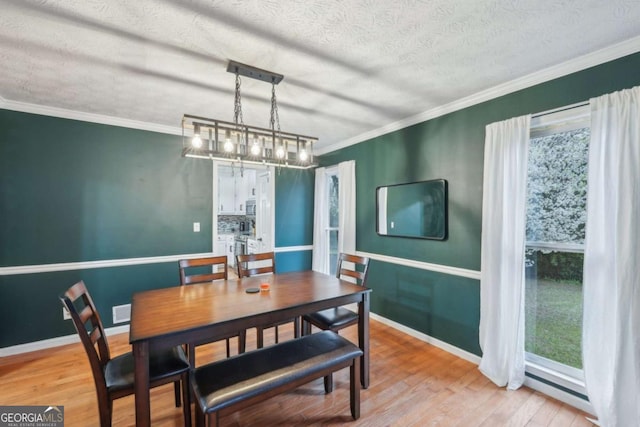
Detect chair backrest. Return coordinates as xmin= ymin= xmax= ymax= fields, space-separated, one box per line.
xmin=336 ymin=253 xmax=370 ymax=286
xmin=59 ymin=281 xmax=110 ymax=393
xmin=179 ymin=256 xmax=228 ymax=285
xmin=236 ymin=252 xmax=276 ymax=277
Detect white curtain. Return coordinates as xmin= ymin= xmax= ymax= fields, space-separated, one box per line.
xmin=312 ymin=167 xmax=329 ymax=273
xmin=583 ymin=86 xmax=640 ymax=426
xmin=338 ymin=160 xmax=356 ymax=254
xmin=479 ymin=114 xmax=531 ymax=390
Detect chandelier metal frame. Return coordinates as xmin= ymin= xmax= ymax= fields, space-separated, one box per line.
xmin=181 ymin=61 xmax=317 ymax=169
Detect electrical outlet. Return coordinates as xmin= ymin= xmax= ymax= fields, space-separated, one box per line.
xmin=193 ymin=222 xmax=200 ymax=232
xmin=63 ymin=307 xmax=71 ymax=320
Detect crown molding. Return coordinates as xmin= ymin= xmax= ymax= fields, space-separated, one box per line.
xmin=1 ymin=99 xmax=182 ymax=136
xmin=316 ymin=35 xmax=640 ymax=155
xmin=1 ymin=36 xmax=639 ymax=151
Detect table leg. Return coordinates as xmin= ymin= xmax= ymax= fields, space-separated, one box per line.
xmin=358 ymin=292 xmax=370 ymax=389
xmin=133 ymin=341 xmax=151 ymax=427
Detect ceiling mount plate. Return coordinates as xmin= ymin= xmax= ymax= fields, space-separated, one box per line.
xmin=226 ymin=60 xmax=284 ymax=84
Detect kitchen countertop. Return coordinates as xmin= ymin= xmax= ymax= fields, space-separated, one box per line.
xmin=235 ymin=233 xmax=255 ymax=242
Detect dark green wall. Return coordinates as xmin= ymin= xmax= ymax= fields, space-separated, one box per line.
xmin=319 ymin=52 xmax=640 ymax=355
xmin=0 ymin=112 xmax=312 ymax=347
xmin=0 ymin=111 xmax=213 ymax=265
xmin=274 ymin=168 xmax=314 ymax=272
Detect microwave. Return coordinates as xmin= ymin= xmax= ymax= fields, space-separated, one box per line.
xmin=246 ymin=199 xmax=256 ymax=215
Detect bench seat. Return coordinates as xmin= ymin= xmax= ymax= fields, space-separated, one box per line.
xmin=191 ymin=330 xmax=363 ymax=426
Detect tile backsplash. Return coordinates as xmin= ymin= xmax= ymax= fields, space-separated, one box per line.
xmin=218 ymin=215 xmax=254 ymax=234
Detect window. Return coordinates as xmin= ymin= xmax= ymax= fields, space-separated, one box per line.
xmin=525 ymin=106 xmax=589 ymax=392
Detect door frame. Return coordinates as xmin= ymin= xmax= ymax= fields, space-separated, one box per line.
xmin=212 ymin=162 xmax=275 ymax=255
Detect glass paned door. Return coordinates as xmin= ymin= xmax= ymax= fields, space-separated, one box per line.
xmin=328 ymin=173 xmax=339 ymax=273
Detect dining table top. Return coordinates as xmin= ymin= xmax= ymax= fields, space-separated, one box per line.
xmin=129 ymin=270 xmax=370 ymax=344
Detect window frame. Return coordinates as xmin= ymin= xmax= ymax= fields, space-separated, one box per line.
xmin=524 ymin=103 xmax=590 ymax=396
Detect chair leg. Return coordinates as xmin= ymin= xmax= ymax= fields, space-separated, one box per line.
xmin=257 ymin=327 xmax=264 ymax=349
xmin=350 ymin=356 xmax=361 ymax=419
xmin=324 ymin=373 xmax=333 ymax=393
xmin=174 ymin=380 xmax=181 ymax=407
xmin=302 ymin=318 xmax=312 ymax=335
xmin=225 ymin=338 xmax=231 ymax=358
xmin=274 ymin=325 xmax=279 ymax=343
xmin=99 ymin=398 xmax=113 ymax=427
xmin=195 ymin=400 xmax=205 ymax=427
xmin=293 ymin=316 xmax=301 ymax=338
xmin=181 ymin=373 xmax=191 ymax=427
xmin=238 ymin=330 xmax=246 ymax=354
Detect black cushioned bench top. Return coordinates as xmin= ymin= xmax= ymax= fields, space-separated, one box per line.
xmin=191 ymin=330 xmax=363 ymax=413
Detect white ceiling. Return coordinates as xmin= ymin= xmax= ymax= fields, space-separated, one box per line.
xmin=1 ymin=0 xmax=640 ymax=153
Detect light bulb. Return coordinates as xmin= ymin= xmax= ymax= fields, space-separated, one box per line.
xmin=224 ymin=131 xmax=234 ymax=152
xmin=299 ymin=149 xmax=308 ymax=162
xmin=276 ymin=146 xmax=285 ymax=159
xmin=250 ymin=133 xmax=261 ymax=156
xmin=191 ymin=133 xmax=202 ymax=148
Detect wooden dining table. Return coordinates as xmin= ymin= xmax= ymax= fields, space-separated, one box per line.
xmin=129 ymin=270 xmax=371 ymax=427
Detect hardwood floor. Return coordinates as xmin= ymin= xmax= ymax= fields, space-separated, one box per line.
xmin=0 ymin=320 xmax=594 ymax=426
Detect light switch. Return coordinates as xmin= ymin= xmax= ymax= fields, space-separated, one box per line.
xmin=193 ymin=222 xmax=200 ymax=232
xmin=391 ymin=221 xmax=395 ymax=229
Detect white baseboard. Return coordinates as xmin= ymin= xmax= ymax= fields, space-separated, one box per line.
xmin=0 ymin=325 xmax=130 ymax=357
xmin=2 ymin=311 xmax=595 ymax=417
xmin=370 ymin=312 xmax=482 ymax=364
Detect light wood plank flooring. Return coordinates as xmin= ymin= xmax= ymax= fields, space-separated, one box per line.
xmin=0 ymin=320 xmax=594 ymax=426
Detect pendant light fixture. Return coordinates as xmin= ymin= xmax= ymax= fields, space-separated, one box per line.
xmin=181 ymin=61 xmax=317 ymax=169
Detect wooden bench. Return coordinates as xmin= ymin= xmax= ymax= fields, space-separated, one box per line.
xmin=190 ymin=330 xmax=363 ymax=426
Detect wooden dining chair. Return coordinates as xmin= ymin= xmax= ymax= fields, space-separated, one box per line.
xmin=301 ymin=253 xmax=369 ymax=391
xmin=178 ymin=256 xmax=246 ymax=361
xmin=236 ymin=252 xmax=300 ymax=348
xmin=59 ymin=281 xmax=190 ymax=427
xmin=302 ymin=253 xmax=370 ymax=335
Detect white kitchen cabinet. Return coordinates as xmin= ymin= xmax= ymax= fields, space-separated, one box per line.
xmin=247 ymin=238 xmax=258 ymax=254
xmin=218 ymin=167 xmax=236 ymax=214
xmin=216 ymin=234 xmax=235 ymax=266
xmin=217 ymin=166 xmax=256 ymax=215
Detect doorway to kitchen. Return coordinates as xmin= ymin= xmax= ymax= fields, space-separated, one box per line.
xmin=212 ymin=162 xmax=274 ymax=273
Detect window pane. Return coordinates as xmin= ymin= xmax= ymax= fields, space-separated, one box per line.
xmin=329 ymin=175 xmax=339 ymax=228
xmin=329 ymin=229 xmax=339 ymax=273
xmin=526 ymin=128 xmax=589 ymax=244
xmin=525 ymin=249 xmax=584 ymax=369
xmin=525 ymin=126 xmax=589 ymax=372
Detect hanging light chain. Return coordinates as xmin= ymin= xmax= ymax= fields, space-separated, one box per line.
xmin=233 ymin=70 xmax=245 ymax=174
xmin=234 ymin=71 xmax=244 ymax=126
xmin=270 ymin=82 xmax=281 ymax=132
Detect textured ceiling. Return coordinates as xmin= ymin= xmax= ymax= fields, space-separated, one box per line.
xmin=1 ymin=0 xmax=640 ymax=152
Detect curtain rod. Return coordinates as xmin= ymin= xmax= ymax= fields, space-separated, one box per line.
xmin=532 ymin=101 xmax=589 ymax=119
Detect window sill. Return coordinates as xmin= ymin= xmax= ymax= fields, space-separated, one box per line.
xmin=525 ymin=359 xmax=586 ymax=396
